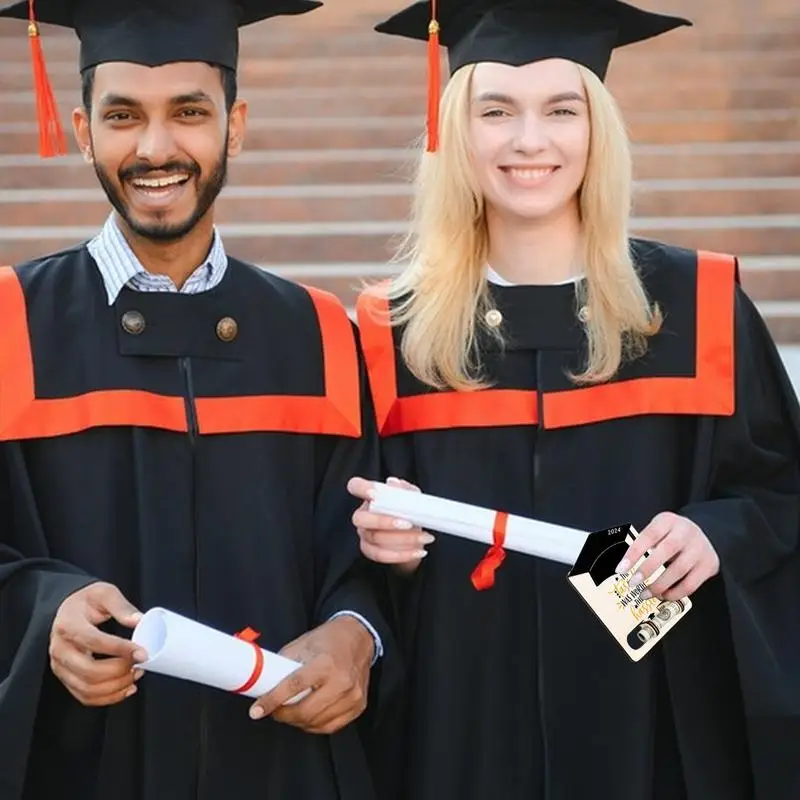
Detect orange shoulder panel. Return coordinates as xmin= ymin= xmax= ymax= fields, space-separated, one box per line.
xmin=195 ymin=284 xmax=361 ymax=438
xmin=356 ymin=252 xmax=736 ymax=435
xmin=543 ymin=250 xmax=736 ymax=428
xmin=0 ymin=272 xmax=361 ymax=441
xmin=0 ymin=266 xmax=187 ymax=440
xmin=355 ymin=288 xmax=538 ymax=436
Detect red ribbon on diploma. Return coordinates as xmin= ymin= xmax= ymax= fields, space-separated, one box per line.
xmin=232 ymin=626 xmax=264 ymax=694
xmin=471 ymin=511 xmax=509 ymax=590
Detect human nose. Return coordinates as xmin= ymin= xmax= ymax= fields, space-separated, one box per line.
xmin=135 ymin=120 xmax=178 ymax=166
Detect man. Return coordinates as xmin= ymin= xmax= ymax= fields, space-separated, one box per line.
xmin=0 ymin=1 xmax=394 ymax=799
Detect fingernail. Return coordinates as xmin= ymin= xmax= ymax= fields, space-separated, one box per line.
xmin=387 ymin=477 xmax=402 ymax=485
xmin=393 ymin=519 xmax=413 ymax=529
xmin=130 ymin=612 xmax=143 ymax=624
xmin=132 ymin=648 xmax=148 ymax=663
xmin=420 ymin=534 xmax=435 ymax=544
xmin=415 ymin=550 xmax=428 ymax=559
xmin=640 ymin=590 xmax=652 ymax=600
xmin=616 ymin=559 xmax=629 ymax=574
xmin=125 ymin=685 xmax=137 ymax=698
xmin=631 ymin=573 xmax=644 ymax=587
xmin=250 ymin=706 xmax=265 ymax=720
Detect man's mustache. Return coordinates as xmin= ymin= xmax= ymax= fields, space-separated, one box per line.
xmin=119 ymin=161 xmax=200 ymax=181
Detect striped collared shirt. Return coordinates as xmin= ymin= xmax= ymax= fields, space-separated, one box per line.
xmin=87 ymin=213 xmax=228 ymax=305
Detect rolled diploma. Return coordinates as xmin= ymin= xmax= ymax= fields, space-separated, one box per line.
xmin=132 ymin=607 xmax=303 ymax=700
xmin=369 ymin=483 xmax=589 ymax=565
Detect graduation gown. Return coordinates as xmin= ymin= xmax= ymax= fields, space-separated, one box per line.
xmin=356 ymin=239 xmax=800 ymax=800
xmin=0 ymin=246 xmax=396 ymax=800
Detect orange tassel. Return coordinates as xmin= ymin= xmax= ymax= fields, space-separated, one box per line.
xmin=426 ymin=0 xmax=440 ymax=153
xmin=27 ymin=0 xmax=66 ymax=158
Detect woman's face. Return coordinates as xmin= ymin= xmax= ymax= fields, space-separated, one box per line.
xmin=468 ymin=58 xmax=591 ymax=224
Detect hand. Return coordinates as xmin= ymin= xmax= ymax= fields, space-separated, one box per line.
xmin=616 ymin=512 xmax=720 ymax=601
xmin=49 ymin=581 xmax=147 ymax=707
xmin=249 ymin=615 xmax=374 ymax=735
xmin=347 ymin=476 xmax=434 ymax=575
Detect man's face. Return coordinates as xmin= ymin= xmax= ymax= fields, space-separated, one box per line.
xmin=74 ymin=61 xmax=246 ymax=242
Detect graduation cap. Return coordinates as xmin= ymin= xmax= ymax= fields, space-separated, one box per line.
xmin=374 ymin=0 xmax=691 ymax=151
xmin=0 ymin=0 xmax=323 ymax=158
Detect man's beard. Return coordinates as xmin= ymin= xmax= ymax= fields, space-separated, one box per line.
xmin=92 ymin=138 xmax=229 ymax=243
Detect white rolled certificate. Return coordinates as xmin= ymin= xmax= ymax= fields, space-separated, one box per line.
xmin=368 ymin=483 xmax=589 ymax=566
xmin=131 ymin=607 xmax=302 ymax=700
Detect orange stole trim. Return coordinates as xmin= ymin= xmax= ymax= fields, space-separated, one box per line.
xmin=2 ymin=392 xmax=189 ymax=440
xmin=542 ymin=251 xmax=736 ymax=428
xmin=0 ymin=270 xmax=183 ymax=440
xmin=195 ymin=286 xmax=361 ymax=437
xmin=0 ymin=266 xmax=36 ymax=430
xmin=356 ymin=251 xmax=736 ymax=436
xmin=356 ymin=291 xmax=538 ymax=435
xmin=0 ymin=270 xmax=361 ymax=440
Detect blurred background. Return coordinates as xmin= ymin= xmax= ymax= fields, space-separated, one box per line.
xmin=0 ymin=0 xmax=798 ymax=386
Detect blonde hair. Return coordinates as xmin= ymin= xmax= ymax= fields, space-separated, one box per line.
xmin=370 ymin=62 xmax=661 ymax=391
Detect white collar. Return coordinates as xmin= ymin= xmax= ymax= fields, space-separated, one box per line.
xmin=486 ymin=265 xmax=584 ymax=286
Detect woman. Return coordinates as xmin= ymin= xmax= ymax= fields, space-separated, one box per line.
xmin=348 ymin=1 xmax=800 ymax=799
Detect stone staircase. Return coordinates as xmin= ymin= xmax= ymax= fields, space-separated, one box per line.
xmin=0 ymin=0 xmax=798 ymax=339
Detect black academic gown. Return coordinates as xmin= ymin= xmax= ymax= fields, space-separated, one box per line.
xmin=356 ymin=239 xmax=800 ymax=800
xmin=0 ymin=245 xmax=396 ymax=800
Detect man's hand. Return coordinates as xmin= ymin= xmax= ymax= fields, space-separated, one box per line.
xmin=248 ymin=615 xmax=374 ymax=735
xmin=616 ymin=512 xmax=720 ymax=601
xmin=49 ymin=581 xmax=147 ymax=707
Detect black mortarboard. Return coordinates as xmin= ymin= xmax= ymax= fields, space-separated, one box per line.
xmin=374 ymin=0 xmax=691 ymax=151
xmin=0 ymin=0 xmax=323 ymax=157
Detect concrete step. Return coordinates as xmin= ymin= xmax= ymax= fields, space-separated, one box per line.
xmin=2 ymin=111 xmax=799 ymax=155
xmin=1 ymin=142 xmax=798 ymax=189
xmin=630 ymin=179 xmax=800 ymax=216
xmin=3 ymin=78 xmax=800 ymax=114
xmin=0 ymin=186 xmax=411 ymax=226
xmin=739 ymin=256 xmax=800 ymax=300
xmin=778 ymin=345 xmax=800 ymax=394
xmin=263 ymin=261 xmax=800 ymax=345
xmin=0 ymin=47 xmax=798 ymax=87
xmin=755 ymin=302 xmax=800 ymax=343
xmin=252 ymin=256 xmax=800 ymax=308
xmin=0 ymin=24 xmax=799 ymax=61
xmin=0 ymin=149 xmax=412 ymax=189
xmin=4 ymin=53 xmax=800 ymax=97
xmin=631 ymin=142 xmax=800 ymax=179
xmin=1 ymin=178 xmax=798 ymax=226
xmin=0 ymin=32 xmax=424 ymax=60
xmin=266 ymin=261 xmax=800 ymax=345
xmin=262 ymin=263 xmax=391 ymax=313
xmin=2 ymin=216 xmax=799 ymax=266
xmin=9 ymin=119 xmax=426 ymax=154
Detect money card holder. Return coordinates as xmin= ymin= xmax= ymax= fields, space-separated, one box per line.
xmin=567 ymin=523 xmax=691 ymax=662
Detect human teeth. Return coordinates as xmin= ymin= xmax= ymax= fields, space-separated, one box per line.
xmin=132 ymin=175 xmax=188 ymax=188
xmin=508 ymin=168 xmax=554 ymax=179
